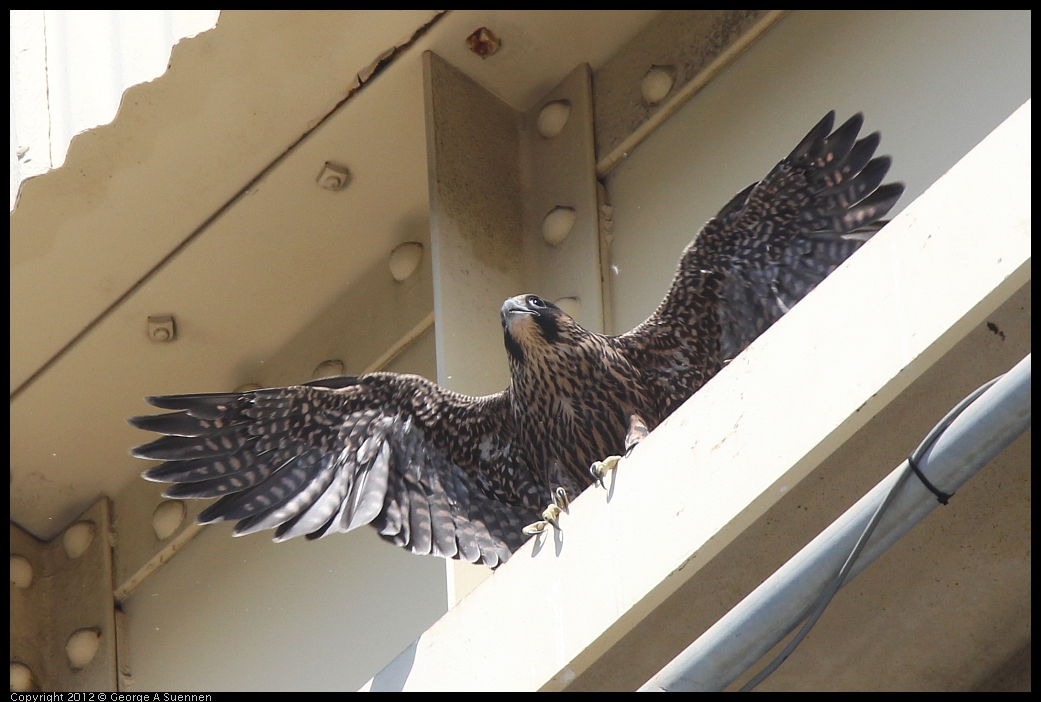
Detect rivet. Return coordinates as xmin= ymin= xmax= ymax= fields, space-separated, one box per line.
xmin=317 ymin=162 xmax=351 ymax=191
xmin=66 ymin=629 xmax=101 ymax=670
xmin=10 ymin=662 xmax=34 ymax=692
xmin=542 ymin=207 xmax=576 ymax=246
xmin=641 ymin=65 xmax=676 ymax=105
xmin=537 ymin=101 xmax=571 ymax=138
xmin=554 ymin=297 xmax=581 ymax=319
xmin=147 ymin=315 xmax=176 ymax=343
xmin=152 ymin=500 xmax=186 ymax=541
xmin=62 ymin=522 xmax=96 ymax=559
xmin=389 ymin=242 xmax=424 ymax=281
xmin=312 ymin=360 xmax=345 ymax=379
xmin=466 ymin=27 xmax=501 ymax=58
xmin=10 ymin=555 xmax=33 ymax=588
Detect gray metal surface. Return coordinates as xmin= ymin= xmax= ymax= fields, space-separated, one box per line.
xmin=642 ymin=354 xmax=1032 ymax=691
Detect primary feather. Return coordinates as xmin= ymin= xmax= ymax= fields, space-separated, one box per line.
xmin=131 ymin=112 xmax=903 ymax=567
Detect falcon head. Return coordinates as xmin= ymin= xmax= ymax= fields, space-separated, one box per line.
xmin=501 ymin=294 xmax=581 ymax=363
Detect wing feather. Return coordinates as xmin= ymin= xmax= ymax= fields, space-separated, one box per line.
xmin=621 ymin=111 xmax=904 ymax=413
xmin=130 ymin=373 xmax=538 ymax=566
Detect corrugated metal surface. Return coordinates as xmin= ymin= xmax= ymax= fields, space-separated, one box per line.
xmin=10 ymin=10 xmax=219 ymax=209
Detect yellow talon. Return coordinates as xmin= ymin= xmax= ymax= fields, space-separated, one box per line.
xmin=590 ymin=455 xmax=622 ymax=488
xmin=542 ymin=503 xmax=563 ymax=530
xmin=523 ymin=520 xmax=549 ymax=536
xmin=523 ymin=502 xmax=565 ymax=536
xmin=524 ymin=486 xmax=572 ymax=537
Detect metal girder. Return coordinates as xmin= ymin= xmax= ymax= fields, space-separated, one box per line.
xmin=423 ymin=51 xmax=605 ymax=602
xmin=424 ymin=51 xmax=604 ymax=394
xmin=10 ymin=499 xmax=117 ymax=691
xmin=111 ymin=479 xmax=206 ymax=604
xmin=592 ymin=10 xmax=786 ymax=177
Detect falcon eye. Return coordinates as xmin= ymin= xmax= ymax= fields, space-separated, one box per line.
xmin=528 ymin=296 xmax=546 ymax=308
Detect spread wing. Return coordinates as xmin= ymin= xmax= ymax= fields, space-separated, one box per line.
xmin=130 ymin=373 xmax=539 ymax=567
xmin=620 ymin=112 xmax=904 ymax=414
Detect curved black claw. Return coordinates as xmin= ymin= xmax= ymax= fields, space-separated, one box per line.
xmin=554 ymin=486 xmax=570 ymax=513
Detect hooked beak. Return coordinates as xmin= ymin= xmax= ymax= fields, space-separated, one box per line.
xmin=501 ymin=296 xmax=534 ymax=327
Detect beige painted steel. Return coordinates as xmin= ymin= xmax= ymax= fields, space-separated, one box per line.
xmin=592 ymin=10 xmax=787 ymax=177
xmin=8 ymin=10 xmax=1030 ymax=692
xmin=111 ymin=311 xmax=437 ymax=604
xmin=10 ymin=8 xmax=448 ymax=542
xmin=371 ymin=101 xmax=1030 ymax=690
xmin=10 ymin=10 xmax=446 ymax=398
xmin=10 ymin=499 xmax=118 ymax=691
xmin=423 ymin=50 xmax=527 ymax=602
xmin=9 ymin=10 xmax=664 ymax=692
xmin=605 ymin=10 xmax=1032 ymax=336
xmin=424 ymin=51 xmax=524 ymax=397
xmin=391 ymin=11 xmax=1031 ymax=689
xmin=424 ymin=52 xmax=604 ymax=392
xmin=111 ymin=479 xmax=207 ymax=603
xmin=520 ymin=65 xmax=603 ymax=334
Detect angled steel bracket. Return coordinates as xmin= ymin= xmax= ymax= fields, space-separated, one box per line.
xmin=423 ymin=51 xmax=605 ymax=399
xmin=10 ymin=499 xmax=117 ymax=691
xmin=423 ymin=52 xmax=605 ymax=603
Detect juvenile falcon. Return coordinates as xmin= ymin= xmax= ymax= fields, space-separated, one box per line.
xmin=130 ymin=112 xmax=903 ymax=567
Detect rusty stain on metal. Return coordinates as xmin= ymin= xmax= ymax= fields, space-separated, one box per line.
xmin=466 ymin=27 xmax=501 ymax=58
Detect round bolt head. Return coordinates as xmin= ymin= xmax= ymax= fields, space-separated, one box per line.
xmin=10 ymin=662 xmax=34 ymax=692
xmin=554 ymin=296 xmax=581 ymax=319
xmin=389 ymin=241 xmax=424 ymax=281
xmin=62 ymin=521 xmax=96 ymax=559
xmin=10 ymin=554 xmax=33 ymax=588
xmin=641 ymin=65 xmax=676 ymax=105
xmin=66 ymin=629 xmax=101 ymax=670
xmin=542 ymin=206 xmax=576 ymax=246
xmin=537 ymin=100 xmax=571 ymax=138
xmin=152 ymin=500 xmax=186 ymax=541
xmin=312 ymin=359 xmax=346 ymax=380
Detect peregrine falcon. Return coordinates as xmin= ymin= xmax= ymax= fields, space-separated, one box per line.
xmin=130 ymin=112 xmax=903 ymax=568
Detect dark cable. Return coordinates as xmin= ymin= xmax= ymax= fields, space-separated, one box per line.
xmin=739 ymin=374 xmax=1003 ymax=691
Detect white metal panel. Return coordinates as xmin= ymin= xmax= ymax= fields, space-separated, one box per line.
xmin=10 ymin=10 xmax=220 ymax=210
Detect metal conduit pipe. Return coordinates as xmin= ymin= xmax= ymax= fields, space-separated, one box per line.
xmin=641 ymin=353 xmax=1032 ymax=692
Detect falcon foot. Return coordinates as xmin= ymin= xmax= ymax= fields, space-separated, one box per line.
xmin=591 ymin=414 xmax=649 ymax=488
xmin=589 ymin=455 xmax=621 ymax=489
xmin=522 ymin=487 xmax=570 ymax=536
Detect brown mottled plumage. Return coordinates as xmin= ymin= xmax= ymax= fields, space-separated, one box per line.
xmin=130 ymin=112 xmax=903 ymax=567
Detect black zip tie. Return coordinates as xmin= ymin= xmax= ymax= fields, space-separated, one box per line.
xmin=906 ymin=454 xmax=952 ymax=505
